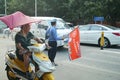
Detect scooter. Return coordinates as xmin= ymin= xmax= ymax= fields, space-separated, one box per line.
xmin=5 ymin=43 xmax=55 ymax=80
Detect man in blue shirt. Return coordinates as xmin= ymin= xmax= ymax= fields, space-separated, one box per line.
xmin=47 ymin=19 xmax=64 ymax=66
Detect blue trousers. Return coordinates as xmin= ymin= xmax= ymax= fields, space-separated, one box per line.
xmin=48 ymin=41 xmax=57 ymax=62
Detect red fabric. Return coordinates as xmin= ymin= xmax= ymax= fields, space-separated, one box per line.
xmin=68 ymin=27 xmax=81 ymax=60
xmin=0 ymin=11 xmax=40 ymax=30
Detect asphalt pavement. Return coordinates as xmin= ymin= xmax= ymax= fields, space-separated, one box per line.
xmin=0 ymin=34 xmax=120 ymax=80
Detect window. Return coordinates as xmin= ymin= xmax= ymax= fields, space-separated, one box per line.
xmin=56 ymin=20 xmax=66 ymax=29
xmin=90 ymin=25 xmax=102 ymax=30
xmin=79 ymin=25 xmax=90 ymax=31
xmin=38 ymin=21 xmax=49 ymax=30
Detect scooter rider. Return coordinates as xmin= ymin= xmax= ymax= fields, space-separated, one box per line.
xmin=15 ymin=23 xmax=43 ymax=80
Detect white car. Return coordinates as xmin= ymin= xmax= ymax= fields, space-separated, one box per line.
xmin=3 ymin=23 xmax=40 ymax=34
xmin=3 ymin=23 xmax=42 ymax=41
xmin=79 ymin=24 xmax=120 ymax=47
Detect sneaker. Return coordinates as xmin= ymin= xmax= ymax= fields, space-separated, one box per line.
xmin=54 ymin=63 xmax=58 ymax=66
xmin=26 ymin=71 xmax=33 ymax=80
xmin=52 ymin=62 xmax=58 ymax=66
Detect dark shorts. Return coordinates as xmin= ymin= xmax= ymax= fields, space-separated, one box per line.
xmin=16 ymin=51 xmax=24 ymax=61
xmin=16 ymin=50 xmax=32 ymax=61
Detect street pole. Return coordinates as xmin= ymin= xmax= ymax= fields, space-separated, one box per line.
xmin=35 ymin=0 xmax=37 ymax=16
xmin=5 ymin=0 xmax=7 ymax=15
xmin=100 ymin=32 xmax=104 ymax=50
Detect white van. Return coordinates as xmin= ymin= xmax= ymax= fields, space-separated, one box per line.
xmin=31 ymin=17 xmax=72 ymax=47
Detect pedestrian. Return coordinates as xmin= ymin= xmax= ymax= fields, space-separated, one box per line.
xmin=47 ymin=19 xmax=64 ymax=66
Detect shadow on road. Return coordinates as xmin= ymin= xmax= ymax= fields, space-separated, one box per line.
xmin=57 ymin=46 xmax=68 ymax=52
xmin=109 ymin=45 xmax=120 ymax=49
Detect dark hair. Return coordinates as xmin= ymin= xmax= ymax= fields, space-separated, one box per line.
xmin=21 ymin=24 xmax=29 ymax=29
xmin=51 ymin=22 xmax=56 ymax=26
xmin=21 ymin=25 xmax=24 ymax=29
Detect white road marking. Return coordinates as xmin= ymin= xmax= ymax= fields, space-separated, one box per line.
xmin=83 ymin=57 xmax=120 ymax=66
xmin=61 ymin=61 xmax=120 ymax=75
xmin=100 ymin=50 xmax=120 ymax=55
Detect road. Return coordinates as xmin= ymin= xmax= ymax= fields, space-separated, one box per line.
xmin=53 ymin=44 xmax=120 ymax=80
xmin=0 ymin=35 xmax=120 ymax=80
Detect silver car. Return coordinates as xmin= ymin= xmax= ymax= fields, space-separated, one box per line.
xmin=79 ymin=24 xmax=120 ymax=47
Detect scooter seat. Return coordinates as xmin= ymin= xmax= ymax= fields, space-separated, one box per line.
xmin=6 ymin=51 xmax=32 ymax=73
xmin=8 ymin=53 xmax=15 ymax=60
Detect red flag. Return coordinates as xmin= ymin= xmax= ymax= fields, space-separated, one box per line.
xmin=68 ymin=27 xmax=81 ymax=60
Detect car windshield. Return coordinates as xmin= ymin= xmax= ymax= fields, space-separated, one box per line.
xmin=105 ymin=25 xmax=120 ymax=30
xmin=38 ymin=19 xmax=70 ymax=29
xmin=56 ymin=20 xmax=70 ymax=29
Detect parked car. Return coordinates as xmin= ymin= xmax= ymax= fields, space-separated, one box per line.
xmin=79 ymin=24 xmax=120 ymax=47
xmin=32 ymin=16 xmax=72 ymax=47
xmin=0 ymin=20 xmax=7 ymax=33
xmin=3 ymin=23 xmax=40 ymax=40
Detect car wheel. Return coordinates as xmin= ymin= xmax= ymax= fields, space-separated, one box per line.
xmin=98 ymin=37 xmax=110 ymax=48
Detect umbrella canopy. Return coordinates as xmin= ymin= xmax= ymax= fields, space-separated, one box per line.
xmin=0 ymin=11 xmax=40 ymax=30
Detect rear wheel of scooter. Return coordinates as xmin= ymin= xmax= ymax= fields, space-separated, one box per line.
xmin=6 ymin=67 xmax=20 ymax=80
xmin=42 ymin=73 xmax=54 ymax=80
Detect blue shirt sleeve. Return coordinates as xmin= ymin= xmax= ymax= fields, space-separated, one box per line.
xmin=49 ymin=27 xmax=62 ymax=41
xmin=52 ymin=28 xmax=61 ymax=40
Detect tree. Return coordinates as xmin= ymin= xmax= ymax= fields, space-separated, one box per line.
xmin=0 ymin=0 xmax=5 ymax=15
xmin=1 ymin=0 xmax=120 ymax=26
xmin=103 ymin=0 xmax=120 ymax=25
xmin=7 ymin=0 xmax=35 ymax=15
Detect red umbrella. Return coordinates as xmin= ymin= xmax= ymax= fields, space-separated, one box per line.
xmin=0 ymin=11 xmax=40 ymax=30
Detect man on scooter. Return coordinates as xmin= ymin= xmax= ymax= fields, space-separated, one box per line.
xmin=15 ymin=23 xmax=43 ymax=80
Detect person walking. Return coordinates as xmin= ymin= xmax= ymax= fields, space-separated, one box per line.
xmin=47 ymin=19 xmax=64 ymax=66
